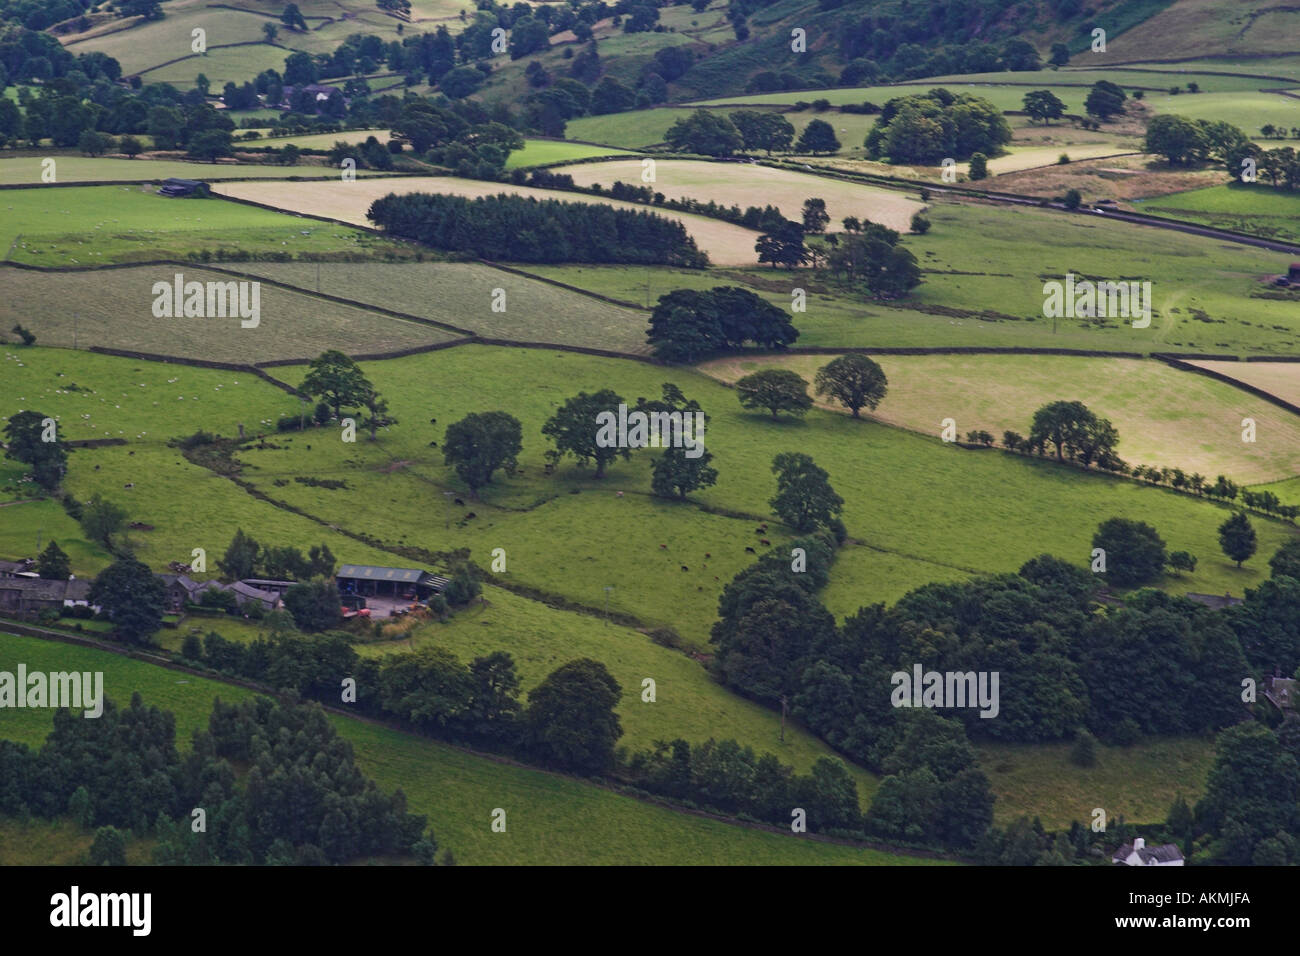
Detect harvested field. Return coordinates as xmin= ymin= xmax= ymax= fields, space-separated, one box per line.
xmin=550 ymin=159 xmax=925 ymax=232
xmin=213 ymin=176 xmax=764 ymax=265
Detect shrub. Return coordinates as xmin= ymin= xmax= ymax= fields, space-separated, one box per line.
xmin=1070 ymin=730 xmax=1097 ymax=767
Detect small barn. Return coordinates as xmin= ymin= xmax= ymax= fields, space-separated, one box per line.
xmin=158 ymin=178 xmax=209 ymax=198
xmin=336 ymin=564 xmax=448 ymax=601
xmin=1290 ymin=263 xmax=1300 ymax=283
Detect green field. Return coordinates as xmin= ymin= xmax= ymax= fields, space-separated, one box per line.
xmin=0 ymin=631 xmax=927 ymax=865
xmin=244 ymin=129 xmax=396 ymax=150
xmin=699 ymin=353 xmax=1300 ymax=485
xmin=0 ymin=156 xmax=385 ymax=186
xmin=0 ymin=186 xmax=410 ymax=266
xmin=505 ymin=139 xmax=637 ymax=169
xmin=520 ymin=195 xmax=1300 ymax=355
xmin=235 ymin=260 xmax=653 ymax=353
xmin=1139 ymin=182 xmax=1300 ymax=244
xmin=142 ymin=44 xmax=291 ymax=89
xmin=979 ymin=736 xmax=1215 ymax=829
xmin=929 ymin=68 xmax=1283 ymax=93
xmin=1138 ymin=90 xmax=1300 ymax=135
xmin=687 ymin=84 xmax=1098 ymax=115
xmin=1 ymin=265 xmax=460 ymax=363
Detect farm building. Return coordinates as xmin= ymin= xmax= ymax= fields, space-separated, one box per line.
xmin=0 ymin=577 xmax=94 ymax=616
xmin=336 ymin=564 xmax=448 ymax=600
xmin=0 ymin=558 xmax=36 ymax=578
xmin=1111 ymin=838 xmax=1184 ymax=867
xmin=158 ymin=178 xmax=209 ymax=198
xmin=228 ymin=581 xmax=282 ymax=611
xmin=1291 ymin=263 xmax=1300 ymax=283
xmin=157 ymin=573 xmax=207 ymax=612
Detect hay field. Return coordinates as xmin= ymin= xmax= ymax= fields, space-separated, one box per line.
xmin=213 ymin=176 xmax=765 ymax=264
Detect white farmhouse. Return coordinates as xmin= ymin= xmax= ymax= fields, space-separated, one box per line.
xmin=1112 ymin=837 xmax=1184 ymax=866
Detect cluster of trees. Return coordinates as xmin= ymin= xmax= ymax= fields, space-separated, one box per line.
xmin=0 ymin=693 xmax=433 ymax=865
xmin=218 ymin=528 xmax=337 ymax=582
xmin=709 ymin=531 xmax=1300 ymax=820
xmin=822 ymin=218 xmax=923 ymax=296
xmin=1143 ymin=114 xmax=1300 ymax=190
xmin=2 ymin=409 xmax=67 ymax=490
xmin=625 ymin=740 xmax=863 ymax=835
xmin=733 ymin=354 xmax=889 ymax=423
xmin=367 ymin=192 xmax=708 ymax=266
xmin=183 ymin=623 xmax=627 ymax=774
xmin=864 ymin=89 xmax=1011 ymax=164
xmin=1008 ymin=400 xmax=1123 ymax=470
xmin=663 ymin=109 xmax=841 ymax=157
xmin=539 ymin=383 xmax=718 ymax=499
xmin=645 ymin=286 xmax=798 ymax=362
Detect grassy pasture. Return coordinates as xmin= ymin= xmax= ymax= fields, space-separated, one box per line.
xmin=243 ymin=129 xmax=396 ymax=150
xmin=0 ymin=817 xmax=154 ymax=865
xmin=212 ymin=176 xmax=764 ymax=265
xmin=1120 ymin=56 xmax=1300 ymax=83
xmin=1139 ymin=183 xmax=1300 ymax=244
xmin=525 ymin=198 xmax=1300 ymax=355
xmin=929 ymin=68 xmax=1280 ymax=93
xmin=0 ymin=156 xmax=379 ymax=186
xmin=235 ymin=260 xmax=653 ymax=353
xmin=698 ymin=353 xmax=1300 ymax=485
xmin=354 ymin=587 xmax=880 ymax=794
xmin=0 ymin=186 xmax=410 ymax=266
xmin=1087 ymin=0 xmax=1300 ymax=63
xmin=549 ymin=158 xmax=924 ymax=232
xmin=979 ymin=737 xmax=1215 ymax=829
xmin=142 ymin=44 xmax=291 ymax=89
xmin=505 ymin=139 xmax=637 ymax=169
xmin=1 ymin=266 xmax=458 ymax=363
xmin=248 ymin=345 xmax=1299 ymax=626
xmin=687 ymin=84 xmax=1096 ymax=115
xmin=0 ymin=630 xmax=918 ymax=865
xmin=1139 ymin=91 xmax=1300 ymax=134
xmin=566 ymin=109 xmax=699 ymax=150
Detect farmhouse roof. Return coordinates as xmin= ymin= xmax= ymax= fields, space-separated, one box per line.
xmin=0 ymin=558 xmax=35 ymax=576
xmin=0 ymin=577 xmax=91 ymax=601
xmin=1112 ymin=842 xmax=1183 ymax=864
xmin=157 ymin=573 xmax=203 ymax=593
xmin=230 ymin=581 xmax=280 ymax=603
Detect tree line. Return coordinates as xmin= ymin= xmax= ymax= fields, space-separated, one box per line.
xmin=0 ymin=692 xmax=435 ymax=865
xmin=367 ymin=191 xmax=709 ymax=266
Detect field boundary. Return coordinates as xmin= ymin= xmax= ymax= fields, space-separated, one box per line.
xmin=1153 ymin=352 xmax=1300 ymax=419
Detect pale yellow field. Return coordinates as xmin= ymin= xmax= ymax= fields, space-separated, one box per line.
xmin=699 ymin=353 xmax=1300 ymax=484
xmin=551 ymin=158 xmax=924 ymax=232
xmin=1190 ymin=361 xmax=1300 ymax=408
xmin=212 ymin=176 xmax=764 ymax=264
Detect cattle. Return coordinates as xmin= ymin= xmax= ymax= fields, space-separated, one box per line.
xmin=466 ymin=512 xmax=477 ymax=519
xmin=659 ymin=544 xmax=667 ymax=549
xmin=455 ymin=498 xmax=464 ymax=505
xmin=705 ymin=553 xmax=711 ymax=558
xmin=745 ymin=546 xmax=756 ymax=553
xmin=124 ymin=482 xmax=134 ymax=489
xmin=681 ymin=565 xmax=689 ymax=571
xmin=760 ymin=539 xmax=771 ymax=546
